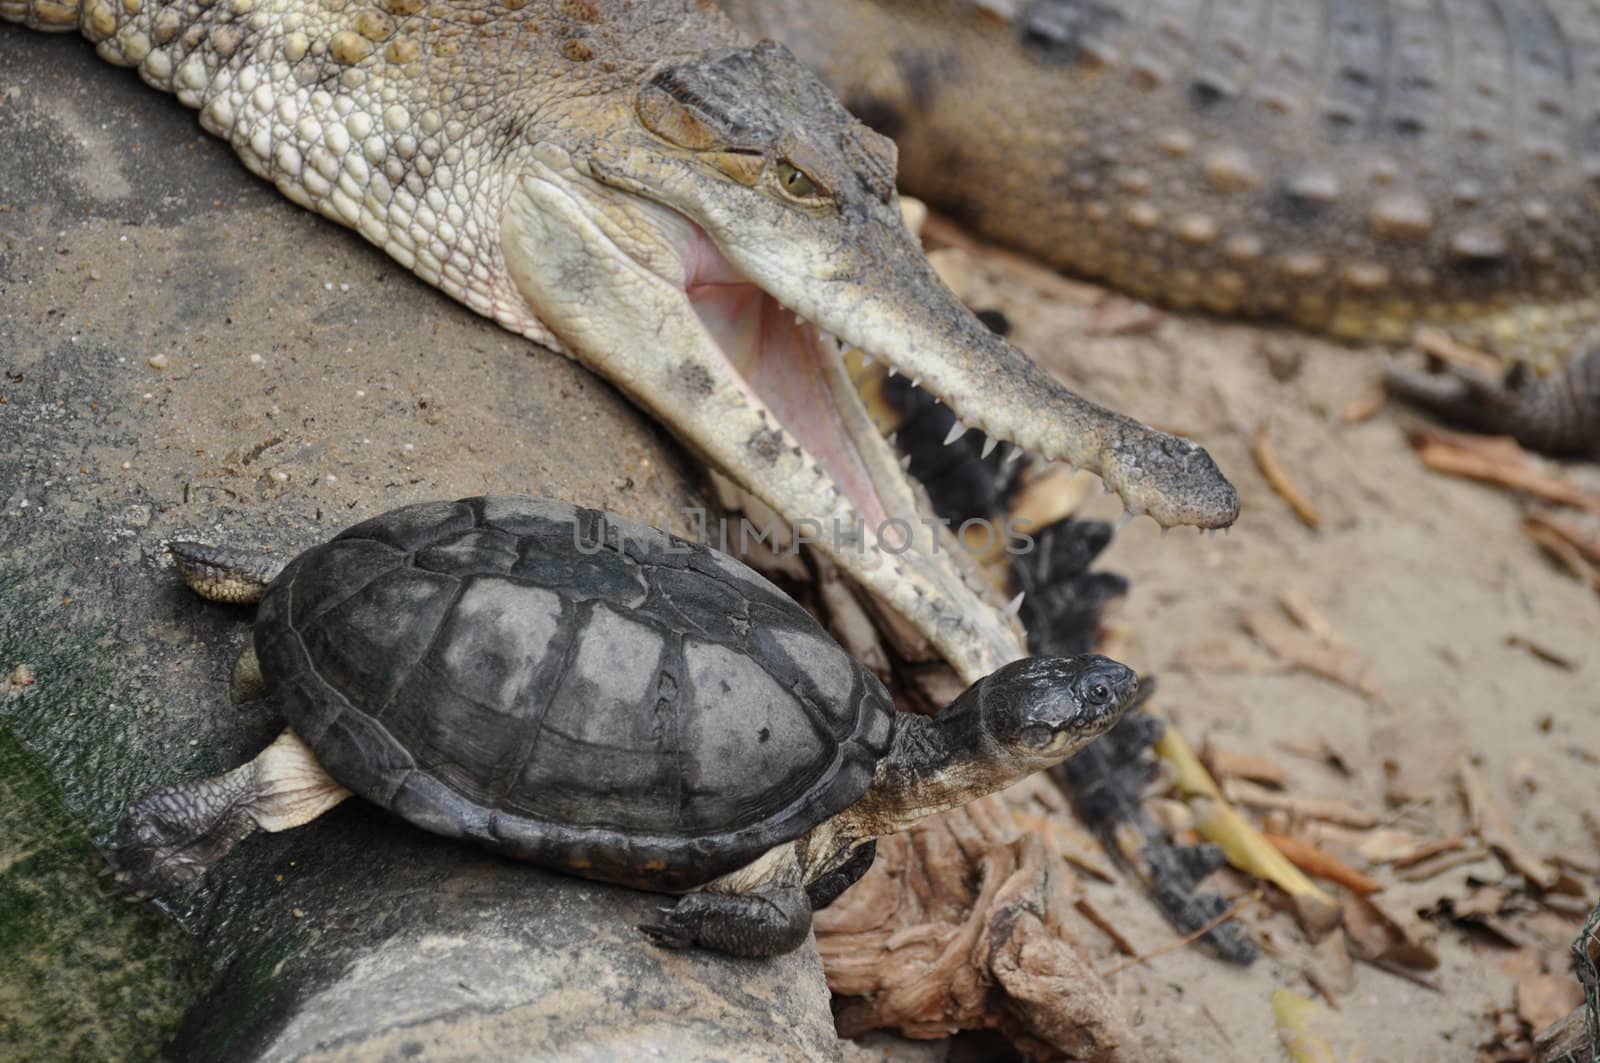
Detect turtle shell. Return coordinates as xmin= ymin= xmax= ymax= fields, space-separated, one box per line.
xmin=253 ymin=496 xmax=895 ymax=891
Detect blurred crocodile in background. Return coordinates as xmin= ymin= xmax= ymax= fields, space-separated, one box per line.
xmin=720 ymin=0 xmax=1600 ymax=455
xmin=2 ymin=0 xmax=1244 ymax=687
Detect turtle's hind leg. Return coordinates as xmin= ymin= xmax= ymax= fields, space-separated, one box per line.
xmin=168 ymin=541 xmax=285 ymax=604
xmin=110 ymin=730 xmax=350 ymax=896
xmin=638 ymin=886 xmax=813 ymax=958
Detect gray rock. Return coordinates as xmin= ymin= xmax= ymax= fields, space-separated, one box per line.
xmin=0 ymin=28 xmax=838 ymax=1062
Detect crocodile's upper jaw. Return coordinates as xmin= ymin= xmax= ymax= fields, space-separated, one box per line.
xmin=498 ymin=41 xmax=1236 ymax=683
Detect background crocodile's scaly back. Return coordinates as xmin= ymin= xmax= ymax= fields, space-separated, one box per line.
xmin=723 ymin=0 xmax=1600 ymax=372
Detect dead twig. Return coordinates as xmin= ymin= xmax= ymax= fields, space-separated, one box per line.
xmin=1252 ymin=426 xmax=1321 ymax=529
xmin=1412 ymin=326 xmax=1504 ymax=375
xmin=1460 ymin=762 xmax=1560 ymax=889
xmin=1239 ymin=609 xmax=1387 ymax=706
xmin=1384 ymin=835 xmax=1467 ymax=869
xmin=1223 ymin=779 xmax=1380 ymax=829
xmin=1394 ymin=845 xmax=1493 ymax=883
xmin=1407 ymin=423 xmax=1599 ymax=512
xmin=1340 ymin=382 xmax=1388 ymax=424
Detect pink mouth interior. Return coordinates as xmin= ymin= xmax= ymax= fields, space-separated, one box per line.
xmin=683 ymin=234 xmax=892 ymax=529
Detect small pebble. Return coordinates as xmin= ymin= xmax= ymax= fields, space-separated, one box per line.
xmin=292 ymin=908 xmax=305 ymax=919
xmin=121 ymin=460 xmax=131 ymax=470
xmin=8 ymin=663 xmax=35 ymax=687
xmin=325 ymin=474 xmax=338 ymax=484
xmin=249 ymin=353 xmax=263 ymax=365
xmin=271 ymin=470 xmax=289 ymax=483
xmin=147 ymin=353 xmax=169 ymax=369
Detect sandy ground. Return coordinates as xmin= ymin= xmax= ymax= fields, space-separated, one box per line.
xmin=930 ymin=247 xmax=1600 ymax=1060
xmin=4 ymin=23 xmax=1599 ymax=1063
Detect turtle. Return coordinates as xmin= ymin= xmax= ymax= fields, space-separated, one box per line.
xmin=111 ymin=496 xmax=1138 ymax=957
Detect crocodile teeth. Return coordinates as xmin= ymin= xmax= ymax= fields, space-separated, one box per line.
xmin=860 ymin=352 xmax=874 ymax=367
xmin=1114 ymin=511 xmax=1135 ymax=531
xmin=1002 ymin=592 xmax=1025 ymax=619
xmin=943 ymin=422 xmax=968 ymax=446
xmin=900 ymin=454 xmax=912 ymax=471
xmin=910 ymin=376 xmax=922 ymax=389
xmin=980 ymin=436 xmax=998 ymax=459
xmin=1002 ymin=445 xmax=1024 ymax=467
xmin=886 ymin=365 xmax=899 ymax=378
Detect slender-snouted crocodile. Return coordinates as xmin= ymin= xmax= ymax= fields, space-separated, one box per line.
xmin=4 ymin=0 xmax=1238 ymax=684
xmin=721 ymin=0 xmax=1600 ymax=456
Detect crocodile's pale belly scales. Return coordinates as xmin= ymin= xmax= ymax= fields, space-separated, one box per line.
xmin=727 ymin=0 xmax=1600 ymax=372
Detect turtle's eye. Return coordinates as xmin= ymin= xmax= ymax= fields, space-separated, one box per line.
xmin=1086 ymin=681 xmax=1111 ymax=705
xmin=776 ymin=159 xmax=825 ymax=201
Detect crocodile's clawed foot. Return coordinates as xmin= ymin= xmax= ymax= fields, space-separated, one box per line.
xmin=1381 ymin=350 xmax=1600 ymax=457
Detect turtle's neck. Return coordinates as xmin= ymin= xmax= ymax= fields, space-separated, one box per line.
xmin=844 ymin=684 xmax=1018 ymax=835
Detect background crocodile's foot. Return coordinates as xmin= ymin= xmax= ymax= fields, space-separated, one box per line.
xmin=1381 ymin=349 xmax=1600 ymax=458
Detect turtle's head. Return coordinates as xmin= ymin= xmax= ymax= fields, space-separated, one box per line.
xmin=858 ymin=654 xmax=1139 ymax=832
xmin=970 ymin=655 xmax=1138 ymax=767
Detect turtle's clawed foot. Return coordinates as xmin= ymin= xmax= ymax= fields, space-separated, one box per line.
xmin=107 ymin=731 xmax=348 ymax=896
xmin=109 ymin=772 xmax=260 ymax=897
xmin=636 ymin=888 xmax=812 ymax=958
xmin=636 ymin=907 xmax=700 ymax=950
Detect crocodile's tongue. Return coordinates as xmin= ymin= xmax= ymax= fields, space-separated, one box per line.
xmin=686 ymin=242 xmax=897 ymax=532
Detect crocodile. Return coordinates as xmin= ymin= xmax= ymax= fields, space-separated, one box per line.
xmin=3 ymin=0 xmax=1241 ymax=686
xmin=718 ymin=0 xmax=1600 ymax=456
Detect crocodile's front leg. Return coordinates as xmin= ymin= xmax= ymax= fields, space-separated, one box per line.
xmin=5 ymin=0 xmax=1238 ymax=683
xmin=1382 ymin=350 xmax=1600 ymax=457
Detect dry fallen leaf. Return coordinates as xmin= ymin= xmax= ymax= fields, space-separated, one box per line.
xmin=1515 ymin=973 xmax=1585 ymax=1037
xmin=1240 ymin=606 xmax=1386 ymax=706
xmin=1263 ymin=832 xmax=1384 ymax=895
xmin=1460 ymin=762 xmax=1560 ymax=890
xmin=1273 ymin=988 xmax=1365 ymax=1062
xmin=1201 ymin=740 xmax=1288 ymax=789
xmin=1343 ymin=893 xmax=1439 ymax=971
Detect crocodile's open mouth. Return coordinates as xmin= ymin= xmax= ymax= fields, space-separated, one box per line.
xmin=683 ymin=230 xmax=903 ymax=533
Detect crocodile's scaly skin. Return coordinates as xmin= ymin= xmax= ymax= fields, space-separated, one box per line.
xmin=721 ymin=0 xmax=1600 ymax=454
xmin=6 ymin=0 xmax=1249 ymax=685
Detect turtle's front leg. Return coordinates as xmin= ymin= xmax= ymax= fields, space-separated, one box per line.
xmin=110 ymin=730 xmax=349 ymax=896
xmin=638 ymin=886 xmax=813 ymax=958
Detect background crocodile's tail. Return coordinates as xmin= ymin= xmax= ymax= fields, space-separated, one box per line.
xmin=2 ymin=0 xmax=84 ymax=32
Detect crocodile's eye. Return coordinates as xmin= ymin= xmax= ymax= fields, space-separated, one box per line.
xmin=776 ymin=159 xmax=825 ymax=201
